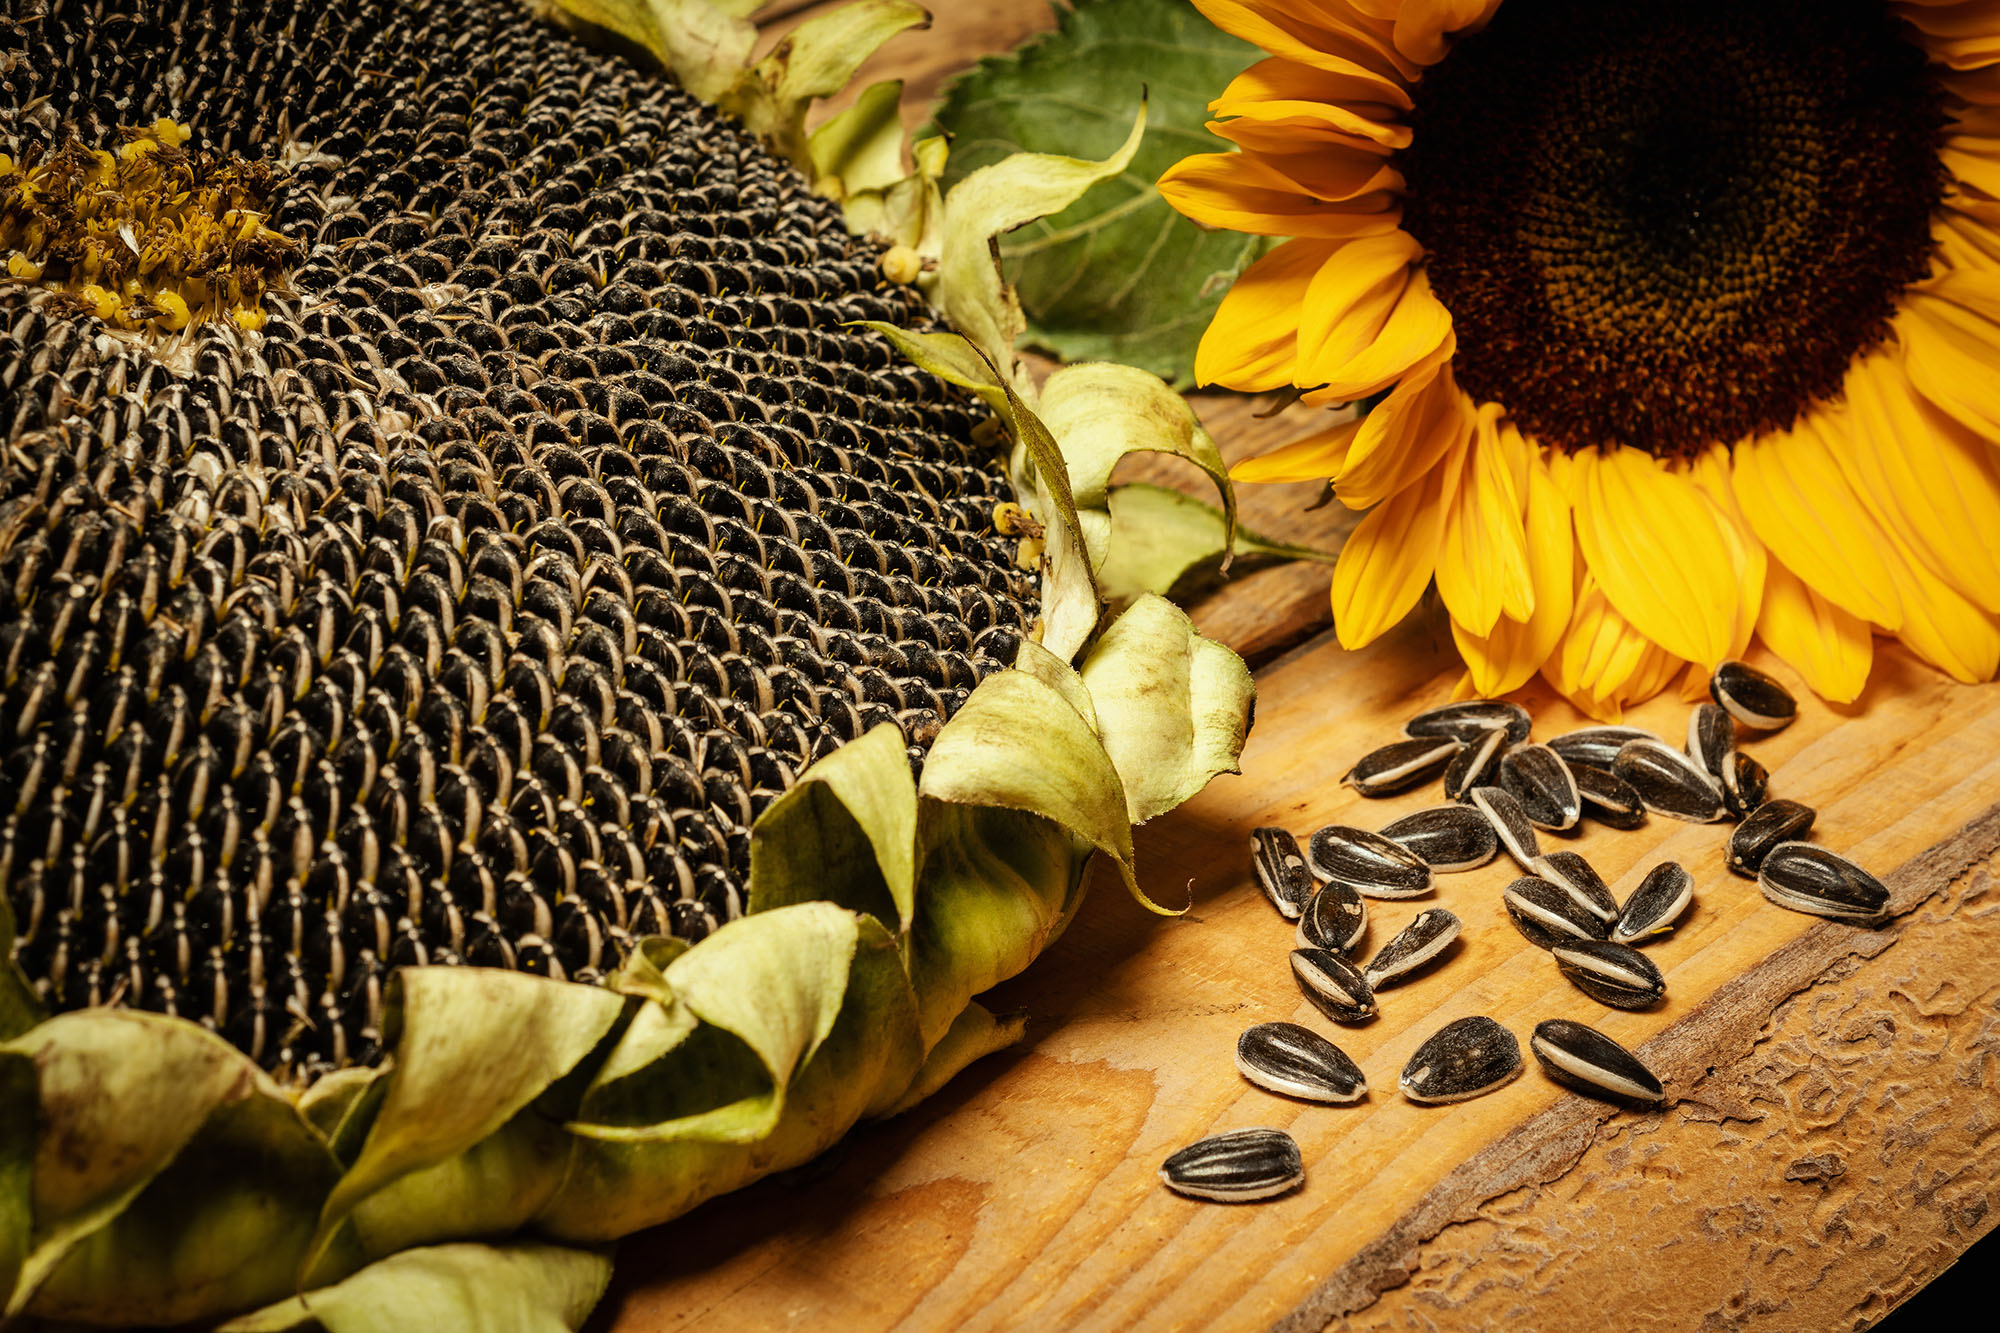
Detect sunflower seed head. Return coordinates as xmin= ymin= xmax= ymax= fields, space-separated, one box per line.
xmin=1306 ymin=825 xmax=1432 ymax=898
xmin=1548 ymin=726 xmax=1661 ymax=771
xmin=1235 ymin=1022 xmax=1367 ymax=1103
xmin=1612 ymin=738 xmax=1727 ymax=823
xmin=1686 ymin=702 xmax=1735 ymax=780
xmin=1551 ymin=939 xmax=1667 ymax=1009
xmin=1362 ymin=908 xmax=1461 ymax=989
xmin=1341 ymin=736 xmax=1461 ymax=797
xmin=1159 ymin=1128 xmax=1305 ymax=1202
xmin=1404 ymin=700 xmax=1531 ymax=745
xmin=1295 ymin=881 xmax=1367 ymax=954
xmin=1570 ymin=763 xmax=1647 ymax=829
xmin=1711 ymin=660 xmax=1797 ymax=731
xmin=1378 ymin=805 xmax=1498 ymax=873
xmin=1467 ymin=785 xmax=1540 ymax=869
xmin=1758 ymin=842 xmax=1889 ymax=922
xmin=1726 ymin=799 xmax=1816 ymax=877
xmin=1503 ymin=875 xmax=1610 ymax=949
xmin=1290 ymin=946 xmax=1378 ymax=1023
xmin=1533 ymin=850 xmax=1618 ymax=921
xmin=1530 ymin=1019 xmax=1664 ymax=1104
xmin=1721 ymin=750 xmax=1770 ymax=820
xmin=1611 ymin=861 xmax=1694 ymax=943
xmin=1442 ymin=726 xmax=1507 ymax=802
xmin=1499 ymin=744 xmax=1581 ymax=831
xmin=1251 ymin=827 xmax=1314 ymax=920
xmin=1400 ymin=1016 xmax=1523 ymax=1104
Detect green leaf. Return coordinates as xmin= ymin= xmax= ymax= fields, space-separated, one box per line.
xmin=930 ymin=0 xmax=1270 ymax=385
xmin=217 ymin=1241 xmax=611 ymax=1333
xmin=1094 ymin=481 xmax=1338 ymax=608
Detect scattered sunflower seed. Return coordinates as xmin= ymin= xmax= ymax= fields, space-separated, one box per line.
xmin=1295 ymin=882 xmax=1367 ymax=955
xmin=1711 ymin=660 xmax=1797 ymax=731
xmin=1503 ymin=876 xmax=1610 ymax=949
xmin=1611 ymin=862 xmax=1694 ymax=943
xmin=1378 ymin=806 xmax=1499 ymax=873
xmin=1442 ymin=726 xmax=1508 ymax=802
xmin=1400 ymin=1016 xmax=1523 ymax=1104
xmin=1551 ymin=939 xmax=1668 ymax=1009
xmin=1726 ymin=799 xmax=1816 ymax=877
xmin=1529 ymin=1019 xmax=1665 ymax=1104
xmin=1548 ymin=726 xmax=1660 ymax=771
xmin=1721 ymin=751 xmax=1770 ymax=820
xmin=1758 ymin=842 xmax=1890 ymax=922
xmin=1363 ymin=908 xmax=1461 ymax=989
xmin=1405 ymin=700 xmax=1532 ymax=745
xmin=1686 ymin=702 xmax=1735 ymax=781
xmin=1468 ymin=786 xmax=1540 ymax=869
xmin=1570 ymin=763 xmax=1647 ymax=830
xmin=1159 ymin=1128 xmax=1305 ymax=1202
xmin=1499 ymin=744 xmax=1582 ymax=831
xmin=1533 ymin=850 xmax=1619 ymax=921
xmin=1612 ymin=738 xmax=1726 ymax=823
xmin=1235 ymin=1023 xmax=1367 ymax=1103
xmin=1306 ymin=826 xmax=1433 ymax=899
xmin=1250 ymin=827 xmax=1315 ymax=920
xmin=1291 ymin=947 xmax=1378 ymax=1023
xmin=1342 ymin=736 xmax=1462 ymax=797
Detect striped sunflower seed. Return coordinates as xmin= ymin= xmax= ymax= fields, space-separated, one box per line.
xmin=1291 ymin=947 xmax=1378 ymax=1023
xmin=1726 ymin=799 xmax=1816 ymax=877
xmin=1306 ymin=826 xmax=1432 ymax=899
xmin=1251 ymin=827 xmax=1315 ymax=920
xmin=1548 ymin=726 xmax=1660 ymax=771
xmin=1405 ymin=700 xmax=1532 ymax=745
xmin=1342 ymin=736 xmax=1461 ymax=797
xmin=1612 ymin=738 xmax=1726 ymax=823
xmin=1159 ymin=1128 xmax=1304 ymax=1202
xmin=1467 ymin=785 xmax=1540 ymax=870
xmin=1533 ymin=850 xmax=1619 ymax=922
xmin=1400 ymin=1016 xmax=1523 ymax=1104
xmin=1611 ymin=862 xmax=1694 ymax=943
xmin=1503 ymin=876 xmax=1610 ymax=950
xmin=1686 ymin=702 xmax=1735 ymax=781
xmin=1378 ymin=806 xmax=1499 ymax=873
xmin=1570 ymin=763 xmax=1647 ymax=830
xmin=1362 ymin=908 xmax=1461 ymax=989
xmin=1235 ymin=1022 xmax=1367 ymax=1103
xmin=1721 ymin=751 xmax=1770 ymax=820
xmin=1442 ymin=726 xmax=1508 ymax=802
xmin=1711 ymin=660 xmax=1797 ymax=731
xmin=1295 ymin=882 xmax=1367 ymax=955
xmin=1758 ymin=842 xmax=1889 ymax=922
xmin=1551 ymin=940 xmax=1667 ymax=1009
xmin=1530 ymin=1019 xmax=1664 ymax=1104
xmin=1499 ymin=744 xmax=1581 ymax=831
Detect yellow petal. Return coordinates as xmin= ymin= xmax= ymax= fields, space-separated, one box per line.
xmin=1388 ymin=0 xmax=1503 ymax=65
xmin=1436 ymin=405 xmax=1532 ymax=636
xmin=1300 ymin=265 xmax=1455 ymax=401
xmin=1453 ymin=443 xmax=1573 ymax=696
xmin=1211 ymin=54 xmax=1412 ymax=117
xmin=1902 ymin=0 xmax=2000 ymax=69
xmin=1756 ymin=560 xmax=1874 ymax=704
xmin=1330 ymin=353 xmax=1470 ymax=508
xmin=1330 ymin=447 xmax=1465 ymax=650
xmin=1898 ymin=269 xmax=2000 ymax=445
xmin=1158 ymin=152 xmax=1403 ymax=239
xmin=1571 ymin=446 xmax=1737 ymax=668
xmin=1190 ymin=0 xmax=1417 ymax=81
xmin=1190 ymin=238 xmax=1333 ymax=391
xmin=1230 ymin=416 xmax=1360 ymax=483
xmin=1685 ymin=445 xmax=1767 ymax=660
xmin=1879 ymin=524 xmax=2000 ymax=684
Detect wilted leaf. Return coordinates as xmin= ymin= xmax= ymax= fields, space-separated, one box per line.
xmin=1095 ymin=482 xmax=1339 ymax=608
xmin=218 ymin=1240 xmax=610 ymax=1333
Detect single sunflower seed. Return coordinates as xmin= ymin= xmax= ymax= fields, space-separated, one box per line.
xmin=1291 ymin=947 xmax=1378 ymax=1023
xmin=1686 ymin=702 xmax=1735 ymax=781
xmin=1342 ymin=736 xmax=1462 ymax=797
xmin=1499 ymin=744 xmax=1582 ymax=830
xmin=1306 ymin=825 xmax=1432 ymax=898
xmin=1548 ymin=726 xmax=1660 ymax=771
xmin=1551 ymin=940 xmax=1667 ymax=1009
xmin=1758 ymin=842 xmax=1889 ymax=922
xmin=1721 ymin=751 xmax=1770 ymax=820
xmin=1442 ymin=726 xmax=1508 ymax=802
xmin=1400 ymin=1016 xmax=1523 ymax=1104
xmin=1362 ymin=908 xmax=1461 ymax=989
xmin=1250 ymin=827 xmax=1315 ymax=920
xmin=1529 ymin=1019 xmax=1664 ymax=1104
xmin=1503 ymin=876 xmax=1610 ymax=949
xmin=1405 ymin=700 xmax=1532 ymax=745
xmin=1611 ymin=862 xmax=1694 ymax=943
xmin=1235 ymin=1022 xmax=1366 ymax=1103
xmin=1533 ymin=850 xmax=1619 ymax=922
xmin=1295 ymin=881 xmax=1367 ymax=954
xmin=1612 ymin=738 xmax=1726 ymax=823
xmin=1571 ymin=763 xmax=1647 ymax=830
xmin=1467 ymin=785 xmax=1539 ymax=870
xmin=1711 ymin=660 xmax=1797 ymax=731
xmin=1378 ymin=805 xmax=1499 ymax=873
xmin=1727 ymin=799 xmax=1816 ymax=877
xmin=1159 ymin=1128 xmax=1305 ymax=1202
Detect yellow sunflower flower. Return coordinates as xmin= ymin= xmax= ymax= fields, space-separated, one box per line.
xmin=1161 ymin=0 xmax=2000 ymax=717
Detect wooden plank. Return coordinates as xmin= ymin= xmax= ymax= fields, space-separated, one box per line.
xmin=601 ymin=622 xmax=2000 ymax=1330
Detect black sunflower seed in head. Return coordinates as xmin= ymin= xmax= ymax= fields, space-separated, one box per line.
xmin=1499 ymin=744 xmax=1581 ymax=830
xmin=1721 ymin=751 xmax=1770 ymax=820
xmin=1235 ymin=1022 xmax=1367 ymax=1103
xmin=1467 ymin=785 xmax=1540 ymax=869
xmin=1295 ymin=881 xmax=1368 ymax=955
xmin=1250 ymin=827 xmax=1315 ymax=919
xmin=1686 ymin=702 xmax=1735 ymax=781
xmin=1570 ymin=763 xmax=1647 ymax=830
xmin=1610 ymin=862 xmax=1694 ymax=944
xmin=1612 ymin=739 xmax=1726 ymax=823
xmin=1548 ymin=726 xmax=1659 ymax=772
xmin=1758 ymin=842 xmax=1889 ymax=922
xmin=1442 ymin=726 xmax=1507 ymax=802
xmin=1529 ymin=1019 xmax=1664 ymax=1104
xmin=1378 ymin=805 xmax=1499 ymax=873
xmin=1711 ymin=660 xmax=1797 ymax=731
xmin=1404 ymin=700 xmax=1532 ymax=745
xmin=1362 ymin=908 xmax=1461 ymax=989
xmin=1291 ymin=947 xmax=1377 ymax=1023
xmin=1400 ymin=1015 xmax=1523 ymax=1104
xmin=1551 ymin=940 xmax=1667 ymax=1009
xmin=1726 ymin=799 xmax=1815 ymax=877
xmin=1503 ymin=876 xmax=1609 ymax=950
xmin=1306 ymin=825 xmax=1432 ymax=898
xmin=1160 ymin=1128 xmax=1305 ymax=1202
xmin=1342 ymin=736 xmax=1461 ymax=797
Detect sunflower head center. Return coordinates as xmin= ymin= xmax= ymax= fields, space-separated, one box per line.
xmin=1400 ymin=0 xmax=1948 ymax=459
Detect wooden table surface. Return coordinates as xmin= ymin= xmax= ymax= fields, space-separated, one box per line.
xmin=595 ymin=5 xmax=2000 ymax=1329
